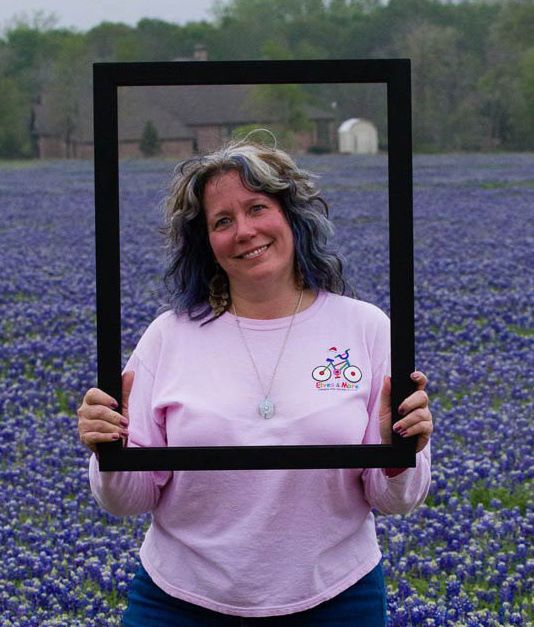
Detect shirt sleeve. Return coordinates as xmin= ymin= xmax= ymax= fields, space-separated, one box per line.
xmin=88 ymin=351 xmax=173 ymax=517
xmin=360 ymin=351 xmax=432 ymax=515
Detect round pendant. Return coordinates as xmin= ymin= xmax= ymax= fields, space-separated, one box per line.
xmin=258 ymin=398 xmax=275 ymax=419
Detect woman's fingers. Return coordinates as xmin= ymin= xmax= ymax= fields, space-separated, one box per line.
xmin=84 ymin=387 xmax=119 ymax=409
xmin=392 ymin=371 xmax=433 ymax=453
xmin=77 ymin=384 xmax=130 ymax=453
xmin=397 ymin=389 xmax=429 ymax=416
xmin=404 ymin=421 xmax=433 ymax=441
xmin=400 ymin=421 xmax=433 ymax=453
xmin=410 ymin=370 xmax=428 ymax=391
xmin=79 ymin=417 xmax=128 ymax=435
xmin=79 ymin=416 xmax=128 ymax=439
xmin=80 ymin=431 xmax=122 ymax=453
xmin=79 ymin=404 xmax=127 ymax=428
xmin=79 ymin=416 xmax=128 ymax=451
xmin=393 ymin=408 xmax=433 ymax=435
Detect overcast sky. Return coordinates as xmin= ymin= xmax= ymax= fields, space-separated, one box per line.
xmin=0 ymin=0 xmax=217 ymax=32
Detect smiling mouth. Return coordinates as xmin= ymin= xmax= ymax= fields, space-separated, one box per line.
xmin=237 ymin=244 xmax=271 ymax=259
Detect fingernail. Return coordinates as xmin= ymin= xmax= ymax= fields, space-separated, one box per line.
xmin=393 ymin=423 xmax=402 ymax=432
xmin=111 ymin=401 xmax=119 ymax=408
xmin=401 ymin=430 xmax=409 ymax=437
xmin=121 ymin=429 xmax=129 ymax=437
xmin=398 ymin=407 xmax=406 ymax=416
xmin=120 ymin=418 xmax=129 ymax=427
xmin=411 ymin=373 xmax=420 ymax=381
xmin=111 ymin=433 xmax=120 ymax=440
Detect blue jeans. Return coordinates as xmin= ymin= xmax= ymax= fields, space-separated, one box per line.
xmin=122 ymin=561 xmax=386 ymax=626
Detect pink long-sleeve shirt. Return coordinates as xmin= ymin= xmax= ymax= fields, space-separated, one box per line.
xmin=89 ymin=291 xmax=431 ymax=617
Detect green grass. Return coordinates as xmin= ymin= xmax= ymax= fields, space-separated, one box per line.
xmin=2 ymin=320 xmax=15 ymax=336
xmin=507 ymin=324 xmax=534 ymax=338
xmin=454 ymin=385 xmax=470 ymax=399
xmin=468 ymin=480 xmax=532 ymax=515
xmin=491 ymin=396 xmax=504 ymax=411
xmin=390 ymin=559 xmax=532 ymax=617
xmin=403 ymin=572 xmax=445 ymax=597
xmin=81 ymin=573 xmax=126 ymax=609
xmin=23 ymin=362 xmax=37 ymax=380
xmin=478 ymin=180 xmax=534 ymax=189
xmin=424 ymin=493 xmax=436 ymax=507
xmin=17 ymin=510 xmax=34 ymax=524
xmin=0 ymin=159 xmax=45 ymax=169
xmin=56 ymin=388 xmax=75 ymax=414
xmin=435 ymin=394 xmax=454 ymax=411
xmin=359 ymin=183 xmax=388 ymax=191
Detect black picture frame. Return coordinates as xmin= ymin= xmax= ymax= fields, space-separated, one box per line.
xmin=94 ymin=59 xmax=416 ymax=471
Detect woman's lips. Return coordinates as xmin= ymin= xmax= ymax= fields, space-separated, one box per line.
xmin=237 ymin=243 xmax=271 ymax=259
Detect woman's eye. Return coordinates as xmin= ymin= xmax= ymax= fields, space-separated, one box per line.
xmin=214 ymin=217 xmax=230 ymax=229
xmin=251 ymin=204 xmax=266 ymax=213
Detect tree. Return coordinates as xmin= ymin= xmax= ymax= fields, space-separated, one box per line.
xmin=479 ymin=1 xmax=534 ymax=148
xmin=86 ymin=22 xmax=138 ymax=61
xmin=45 ymin=33 xmax=91 ymax=158
xmin=135 ymin=18 xmax=181 ymax=60
xmin=2 ymin=0 xmax=534 ymax=157
xmin=2 ymin=19 xmax=63 ymax=156
xmin=139 ymin=120 xmax=161 ymax=157
xmin=134 ymin=19 xmax=217 ymax=61
xmin=0 ymin=76 xmax=31 ymax=157
xmin=519 ymin=47 xmax=534 ymax=138
xmin=394 ymin=22 xmax=470 ymax=151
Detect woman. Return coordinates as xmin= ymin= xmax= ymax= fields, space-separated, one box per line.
xmin=77 ymin=140 xmax=433 ymax=626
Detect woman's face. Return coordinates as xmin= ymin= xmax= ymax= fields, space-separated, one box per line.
xmin=203 ymin=170 xmax=296 ymax=294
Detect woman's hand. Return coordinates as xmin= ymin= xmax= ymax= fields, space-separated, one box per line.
xmin=379 ymin=371 xmax=433 ymax=454
xmin=77 ymin=371 xmax=134 ymax=454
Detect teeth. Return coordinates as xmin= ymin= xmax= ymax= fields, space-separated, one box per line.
xmin=242 ymin=245 xmax=268 ymax=259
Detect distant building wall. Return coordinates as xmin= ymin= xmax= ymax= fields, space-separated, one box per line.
xmin=39 ymin=137 xmax=95 ymax=159
xmin=102 ymin=139 xmax=194 ymax=159
xmin=38 ymin=136 xmax=65 ymax=159
xmin=276 ymin=121 xmax=337 ymax=153
xmin=37 ymin=123 xmax=335 ymax=159
xmin=293 ymin=130 xmax=315 ymax=152
xmin=119 ymin=141 xmax=142 ymax=159
xmin=76 ymin=143 xmax=94 ymax=159
xmin=195 ymin=125 xmax=227 ymax=153
xmin=159 ymin=139 xmax=195 ymax=159
xmin=338 ymin=118 xmax=378 ymax=154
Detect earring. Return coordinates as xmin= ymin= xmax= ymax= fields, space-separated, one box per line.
xmin=209 ymin=267 xmax=230 ymax=316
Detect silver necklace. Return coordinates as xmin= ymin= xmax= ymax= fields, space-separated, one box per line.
xmin=232 ymin=290 xmax=303 ymax=419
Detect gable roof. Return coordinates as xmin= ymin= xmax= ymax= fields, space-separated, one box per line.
xmin=35 ymin=84 xmax=334 ymax=143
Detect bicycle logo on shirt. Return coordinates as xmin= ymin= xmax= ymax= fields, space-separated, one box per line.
xmin=312 ymin=347 xmax=362 ymax=383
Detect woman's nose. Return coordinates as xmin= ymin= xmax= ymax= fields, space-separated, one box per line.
xmin=234 ymin=215 xmax=256 ymax=240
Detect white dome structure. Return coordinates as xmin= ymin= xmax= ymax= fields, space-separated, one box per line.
xmin=338 ymin=118 xmax=378 ymax=154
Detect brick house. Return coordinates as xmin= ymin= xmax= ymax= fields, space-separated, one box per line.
xmin=34 ymin=82 xmax=336 ymax=159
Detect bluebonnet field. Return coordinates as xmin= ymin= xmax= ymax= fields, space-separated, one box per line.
xmin=0 ymin=152 xmax=532 ymax=626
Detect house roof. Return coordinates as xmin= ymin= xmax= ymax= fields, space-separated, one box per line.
xmin=35 ymin=84 xmax=334 ymax=143
xmin=118 ymin=84 xmax=264 ymax=139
